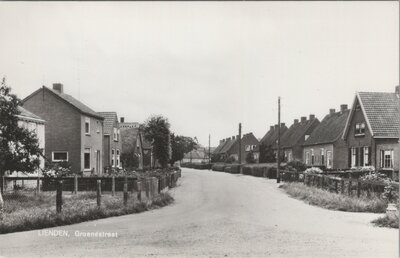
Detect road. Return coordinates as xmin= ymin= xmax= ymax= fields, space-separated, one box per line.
xmin=0 ymin=168 xmax=397 ymax=258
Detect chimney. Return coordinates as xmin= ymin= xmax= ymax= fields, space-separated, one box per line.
xmin=340 ymin=104 xmax=348 ymax=112
xmin=309 ymin=114 xmax=315 ymax=120
xmin=52 ymin=83 xmax=63 ymax=94
xmin=395 ymin=85 xmax=399 ymax=97
xmin=301 ymin=116 xmax=307 ymax=123
xmin=281 ymin=123 xmax=285 ymax=128
xmin=120 ymin=117 xmax=125 ymax=123
xmin=274 ymin=124 xmax=279 ymax=129
xmin=294 ymin=119 xmax=299 ymax=124
xmin=270 ymin=126 xmax=274 ymax=131
xmin=232 ymin=136 xmax=235 ymax=140
xmin=329 ymin=109 xmax=335 ymax=115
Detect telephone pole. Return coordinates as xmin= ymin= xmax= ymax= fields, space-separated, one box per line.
xmin=277 ymin=97 xmax=281 ymax=183
xmin=208 ymin=134 xmax=211 ymax=164
xmin=238 ymin=123 xmax=242 ymax=174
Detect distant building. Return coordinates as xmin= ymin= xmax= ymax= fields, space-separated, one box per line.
xmin=98 ymin=112 xmax=122 ymax=172
xmin=303 ymin=105 xmax=349 ymax=169
xmin=255 ymin=123 xmax=288 ymax=163
xmin=212 ymin=133 xmax=259 ymax=164
xmin=343 ymin=87 xmax=400 ymax=173
xmin=22 ymin=83 xmax=104 ymax=175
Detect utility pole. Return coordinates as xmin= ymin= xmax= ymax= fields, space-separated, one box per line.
xmin=208 ymin=134 xmax=211 ymax=164
xmin=277 ymin=97 xmax=281 ymax=183
xmin=238 ymin=123 xmax=242 ymax=174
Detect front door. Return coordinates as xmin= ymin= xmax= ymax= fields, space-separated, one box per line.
xmin=96 ymin=150 xmax=101 ymax=175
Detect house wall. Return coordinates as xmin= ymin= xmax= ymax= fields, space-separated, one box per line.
xmin=23 ymin=89 xmax=82 ymax=173
xmin=103 ymin=135 xmax=110 ymax=169
xmin=104 ymin=119 xmax=122 ymax=170
xmin=303 ymin=144 xmax=333 ymax=167
xmin=228 ymin=134 xmax=259 ymax=163
xmin=80 ymin=115 xmax=103 ymax=175
xmin=333 ymin=139 xmax=349 ymax=169
xmin=375 ymin=138 xmax=399 ymax=171
xmin=345 ymin=101 xmax=376 ymax=168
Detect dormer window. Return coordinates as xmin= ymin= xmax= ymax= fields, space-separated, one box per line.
xmin=96 ymin=121 xmax=100 ymax=133
xmin=355 ymin=122 xmax=365 ymax=136
xmin=305 ymin=135 xmax=310 ymax=141
xmin=85 ymin=117 xmax=90 ymax=135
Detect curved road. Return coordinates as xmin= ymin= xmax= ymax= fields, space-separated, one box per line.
xmin=0 ymin=168 xmax=397 ymax=257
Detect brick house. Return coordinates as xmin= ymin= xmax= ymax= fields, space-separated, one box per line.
xmin=303 ymin=105 xmax=349 ymax=169
xmin=15 ymin=106 xmax=46 ymax=172
xmin=22 ymin=83 xmax=104 ymax=175
xmin=98 ymin=112 xmax=122 ymax=171
xmin=280 ymin=115 xmax=320 ymax=162
xmin=255 ymin=123 xmax=288 ymax=163
xmin=213 ymin=133 xmax=259 ymax=163
xmin=120 ymin=119 xmax=152 ymax=169
xmin=342 ymin=87 xmax=400 ymax=174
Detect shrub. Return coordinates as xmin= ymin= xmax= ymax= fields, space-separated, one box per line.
xmin=372 ymin=214 xmax=399 ymax=229
xmin=225 ymin=156 xmax=236 ymax=164
xmin=304 ymin=167 xmax=324 ymax=174
xmin=252 ymin=167 xmax=264 ymax=177
xmin=286 ymin=160 xmax=307 ymax=172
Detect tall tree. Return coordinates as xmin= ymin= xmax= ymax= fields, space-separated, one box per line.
xmin=170 ymin=134 xmax=198 ymax=166
xmin=142 ymin=115 xmax=171 ymax=168
xmin=0 ymin=78 xmax=42 ymax=212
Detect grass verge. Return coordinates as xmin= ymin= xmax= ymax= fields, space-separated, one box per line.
xmin=371 ymin=215 xmax=399 ymax=229
xmin=0 ymin=191 xmax=174 ymax=234
xmin=280 ymin=182 xmax=387 ymax=213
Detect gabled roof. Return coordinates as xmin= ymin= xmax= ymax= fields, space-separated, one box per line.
xmin=304 ymin=110 xmax=349 ymax=146
xmin=220 ymin=138 xmax=237 ymax=154
xmin=23 ymin=86 xmax=104 ymax=120
xmin=280 ymin=118 xmax=319 ymax=148
xmin=17 ymin=106 xmax=45 ymax=123
xmin=213 ymin=140 xmax=227 ymax=154
xmin=98 ymin=112 xmax=118 ymax=135
xmin=242 ymin=132 xmax=259 ymax=145
xmin=183 ymin=150 xmax=206 ymax=160
xmin=343 ymin=91 xmax=400 ymax=139
xmin=257 ymin=125 xmax=288 ymax=151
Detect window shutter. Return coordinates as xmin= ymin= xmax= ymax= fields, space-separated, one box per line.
xmin=355 ymin=148 xmax=359 ymax=166
xmin=360 ymin=147 xmax=364 ymax=166
xmin=348 ymin=148 xmax=352 ymax=168
xmin=380 ymin=150 xmax=384 ymax=168
xmin=368 ymin=147 xmax=372 ymax=165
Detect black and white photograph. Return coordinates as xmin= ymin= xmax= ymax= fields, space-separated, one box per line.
xmin=0 ymin=1 xmax=398 ymax=257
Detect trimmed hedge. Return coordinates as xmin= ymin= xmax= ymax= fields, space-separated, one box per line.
xmin=181 ymin=163 xmax=212 ymax=170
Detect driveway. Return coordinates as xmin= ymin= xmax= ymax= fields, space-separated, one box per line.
xmin=0 ymin=168 xmax=397 ymax=258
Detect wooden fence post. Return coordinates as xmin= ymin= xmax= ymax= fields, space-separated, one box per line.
xmin=366 ymin=184 xmax=371 ymax=198
xmin=36 ymin=176 xmax=40 ymax=194
xmin=56 ymin=179 xmax=63 ymax=214
xmin=123 ymin=176 xmax=128 ymax=206
xmin=341 ymin=180 xmax=344 ymax=194
xmin=1 ymin=176 xmax=4 ymax=194
xmin=357 ymin=181 xmax=361 ymax=198
xmin=348 ymin=180 xmax=352 ymax=196
xmin=112 ymin=175 xmax=115 ymax=196
xmin=96 ymin=180 xmax=101 ymax=207
xmin=74 ymin=174 xmax=78 ymax=194
xmin=137 ymin=181 xmax=142 ymax=202
xmin=335 ymin=180 xmax=338 ymax=193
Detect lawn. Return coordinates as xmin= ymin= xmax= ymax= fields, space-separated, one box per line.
xmin=280 ymin=182 xmax=387 ymax=213
xmin=0 ymin=190 xmax=173 ymax=234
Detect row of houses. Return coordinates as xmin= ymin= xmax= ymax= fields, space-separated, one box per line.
xmin=214 ymin=87 xmax=400 ymax=172
xmin=18 ymin=83 xmax=152 ymax=175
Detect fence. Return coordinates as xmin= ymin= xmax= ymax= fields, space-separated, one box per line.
xmin=281 ymin=170 xmax=399 ymax=198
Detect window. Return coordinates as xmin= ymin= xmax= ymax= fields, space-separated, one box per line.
xmin=363 ymin=147 xmax=370 ymax=166
xmin=311 ymin=149 xmax=314 ymax=165
xmin=96 ymin=121 xmax=100 ymax=133
xmin=111 ymin=149 xmax=115 ymax=167
xmin=117 ymin=129 xmax=120 ymax=141
xmin=327 ymin=151 xmax=332 ymax=168
xmin=288 ymin=152 xmax=292 ymax=162
xmin=245 ymin=145 xmax=251 ymax=152
xmin=381 ymin=150 xmax=394 ymax=169
xmin=85 ymin=117 xmax=90 ymax=135
xmin=355 ymin=122 xmax=365 ymax=135
xmin=351 ymin=147 xmax=357 ymax=168
xmin=305 ymin=151 xmax=310 ymax=165
xmin=320 ymin=149 xmax=325 ymax=165
xmin=305 ymin=135 xmax=310 ymax=141
xmin=113 ymin=128 xmax=117 ymax=141
xmin=52 ymin=151 xmax=68 ymax=162
xmin=116 ymin=149 xmax=120 ymax=167
xmin=84 ymin=148 xmax=91 ymax=170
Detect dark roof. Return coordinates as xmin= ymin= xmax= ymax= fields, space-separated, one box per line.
xmin=98 ymin=112 xmax=118 ymax=135
xmin=357 ymin=92 xmax=400 ymax=138
xmin=257 ymin=125 xmax=288 ymax=151
xmin=183 ymin=150 xmax=206 ymax=160
xmin=17 ymin=106 xmax=45 ymax=122
xmin=281 ymin=118 xmax=319 ymax=148
xmin=213 ymin=140 xmax=228 ymax=154
xmin=220 ymin=138 xmax=237 ymax=154
xmin=304 ymin=110 xmax=349 ymax=146
xmin=24 ymin=86 xmax=104 ymax=120
xmin=242 ymin=132 xmax=259 ymax=145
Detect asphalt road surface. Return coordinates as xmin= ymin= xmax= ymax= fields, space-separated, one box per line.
xmin=0 ymin=168 xmax=397 ymax=258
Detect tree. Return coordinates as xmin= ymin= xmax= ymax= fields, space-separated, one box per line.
xmin=142 ymin=115 xmax=171 ymax=168
xmin=246 ymin=151 xmax=256 ymax=164
xmin=120 ymin=151 xmax=139 ymax=171
xmin=169 ymin=134 xmax=198 ymax=166
xmin=259 ymin=143 xmax=276 ymax=163
xmin=0 ymin=78 xmax=42 ymax=212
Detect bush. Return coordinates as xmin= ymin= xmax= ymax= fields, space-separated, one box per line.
xmin=212 ymin=163 xmax=226 ymax=172
xmin=286 ymin=160 xmax=307 ymax=172
xmin=242 ymin=166 xmax=252 ymax=175
xmin=372 ymin=214 xmax=399 ymax=228
xmin=225 ymin=156 xmax=236 ymax=164
xmin=304 ymin=167 xmax=324 ymax=174
xmin=252 ymin=167 xmax=264 ymax=177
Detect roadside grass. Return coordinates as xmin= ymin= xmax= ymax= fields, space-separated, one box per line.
xmin=0 ymin=191 xmax=174 ymax=234
xmin=372 ymin=215 xmax=399 ymax=229
xmin=280 ymin=182 xmax=387 ymax=213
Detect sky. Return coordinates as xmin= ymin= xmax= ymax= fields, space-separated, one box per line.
xmin=0 ymin=2 xmax=398 ymax=147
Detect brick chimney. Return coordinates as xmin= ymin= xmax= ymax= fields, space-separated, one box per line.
xmin=120 ymin=117 xmax=125 ymax=123
xmin=53 ymin=83 xmax=63 ymax=94
xmin=270 ymin=126 xmax=274 ymax=131
xmin=340 ymin=104 xmax=348 ymax=112
xmin=329 ymin=109 xmax=335 ymax=115
xmin=281 ymin=123 xmax=285 ymax=128
xmin=294 ymin=119 xmax=299 ymax=124
xmin=309 ymin=114 xmax=315 ymax=120
xmin=232 ymin=136 xmax=235 ymax=140
xmin=301 ymin=116 xmax=307 ymax=123
xmin=275 ymin=124 xmax=279 ymax=129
